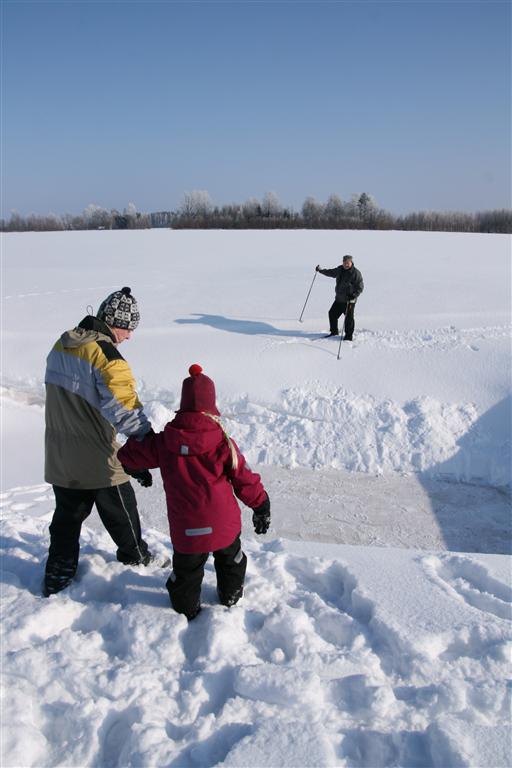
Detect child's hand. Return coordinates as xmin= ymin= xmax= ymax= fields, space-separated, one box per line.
xmin=252 ymin=495 xmax=270 ymax=534
xmin=134 ymin=470 xmax=153 ymax=488
xmin=122 ymin=465 xmax=153 ymax=488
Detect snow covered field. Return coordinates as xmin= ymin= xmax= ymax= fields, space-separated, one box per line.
xmin=1 ymin=229 xmax=511 ymax=767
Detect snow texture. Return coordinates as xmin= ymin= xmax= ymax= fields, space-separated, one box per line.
xmin=1 ymin=229 xmax=511 ymax=767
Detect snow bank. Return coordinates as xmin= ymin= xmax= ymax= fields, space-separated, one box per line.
xmin=137 ymin=385 xmax=511 ymax=486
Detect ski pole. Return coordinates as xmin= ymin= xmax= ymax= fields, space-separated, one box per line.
xmin=337 ymin=304 xmax=349 ymax=360
xmin=299 ymin=270 xmax=318 ymax=323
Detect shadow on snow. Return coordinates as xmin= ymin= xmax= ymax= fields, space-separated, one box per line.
xmin=419 ymin=394 xmax=511 ymax=554
xmin=175 ymin=313 xmax=318 ymax=338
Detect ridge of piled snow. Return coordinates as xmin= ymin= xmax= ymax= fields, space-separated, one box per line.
xmin=3 ymin=378 xmax=511 ymax=489
xmin=143 ymin=381 xmax=510 ymax=486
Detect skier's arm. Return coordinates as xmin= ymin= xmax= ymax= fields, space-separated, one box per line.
xmin=117 ymin=431 xmax=160 ymax=470
xmin=316 ymin=266 xmax=339 ymax=278
xmin=353 ymin=270 xmax=364 ymax=297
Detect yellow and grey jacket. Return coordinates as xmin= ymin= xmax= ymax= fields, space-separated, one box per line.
xmin=45 ymin=316 xmax=151 ymax=489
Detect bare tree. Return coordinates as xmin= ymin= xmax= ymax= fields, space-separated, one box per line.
xmin=82 ymin=204 xmax=112 ymax=229
xmin=242 ymin=197 xmax=261 ymax=219
xmin=179 ymin=190 xmax=213 ymax=218
xmin=302 ymin=196 xmax=325 ymax=226
xmin=325 ymin=194 xmax=344 ymax=225
xmin=124 ymin=202 xmax=137 ymax=217
xmin=261 ymin=191 xmax=282 ymax=217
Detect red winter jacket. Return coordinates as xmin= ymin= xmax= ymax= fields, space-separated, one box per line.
xmin=117 ymin=412 xmax=267 ymax=554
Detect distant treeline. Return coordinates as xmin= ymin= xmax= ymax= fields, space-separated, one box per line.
xmin=2 ymin=192 xmax=511 ymax=234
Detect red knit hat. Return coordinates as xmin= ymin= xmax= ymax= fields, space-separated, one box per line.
xmin=179 ymin=364 xmax=220 ymax=415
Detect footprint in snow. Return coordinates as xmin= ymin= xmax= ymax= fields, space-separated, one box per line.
xmin=424 ymin=554 xmax=512 ymax=621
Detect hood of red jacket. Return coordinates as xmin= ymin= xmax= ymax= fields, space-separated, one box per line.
xmin=163 ymin=411 xmax=224 ymax=456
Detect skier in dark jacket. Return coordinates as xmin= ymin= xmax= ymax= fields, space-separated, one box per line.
xmin=316 ymin=254 xmax=364 ymax=340
xmin=118 ymin=364 xmax=271 ymax=621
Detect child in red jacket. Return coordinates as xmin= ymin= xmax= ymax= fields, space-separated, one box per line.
xmin=118 ymin=364 xmax=270 ymax=620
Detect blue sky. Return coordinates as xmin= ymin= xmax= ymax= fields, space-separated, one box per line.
xmin=2 ymin=0 xmax=510 ymax=216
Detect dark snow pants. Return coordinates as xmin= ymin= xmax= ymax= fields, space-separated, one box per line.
xmin=328 ymin=300 xmax=355 ymax=339
xmin=44 ymin=483 xmax=150 ymax=595
xmin=166 ymin=534 xmax=247 ymax=620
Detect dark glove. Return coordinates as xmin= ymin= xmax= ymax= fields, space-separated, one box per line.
xmin=252 ymin=494 xmax=271 ymax=535
xmin=135 ymin=426 xmax=155 ymax=442
xmin=347 ymin=294 xmax=356 ymax=304
xmin=122 ymin=465 xmax=153 ymax=487
xmin=315 ymin=264 xmax=321 ymax=272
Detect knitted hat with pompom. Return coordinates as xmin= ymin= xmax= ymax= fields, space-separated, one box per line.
xmin=97 ymin=286 xmax=140 ymax=330
xmin=179 ymin=364 xmax=220 ymax=415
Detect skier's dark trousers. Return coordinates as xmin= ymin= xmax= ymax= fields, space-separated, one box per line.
xmin=316 ymin=255 xmax=364 ymax=340
xmin=43 ymin=287 xmax=154 ymax=597
xmin=329 ymin=300 xmax=356 ymax=340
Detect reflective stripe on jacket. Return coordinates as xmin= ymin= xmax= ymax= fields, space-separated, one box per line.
xmin=45 ymin=315 xmax=150 ymax=489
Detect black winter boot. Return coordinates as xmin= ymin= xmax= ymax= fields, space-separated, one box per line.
xmin=116 ymin=539 xmax=153 ymax=566
xmin=166 ymin=552 xmax=207 ymax=620
xmin=218 ymin=585 xmax=244 ymax=607
xmin=120 ymin=551 xmax=155 ymax=566
xmin=214 ymin=535 xmax=247 ymax=608
xmin=186 ymin=604 xmax=202 ymax=621
xmin=43 ymin=557 xmax=77 ymax=597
